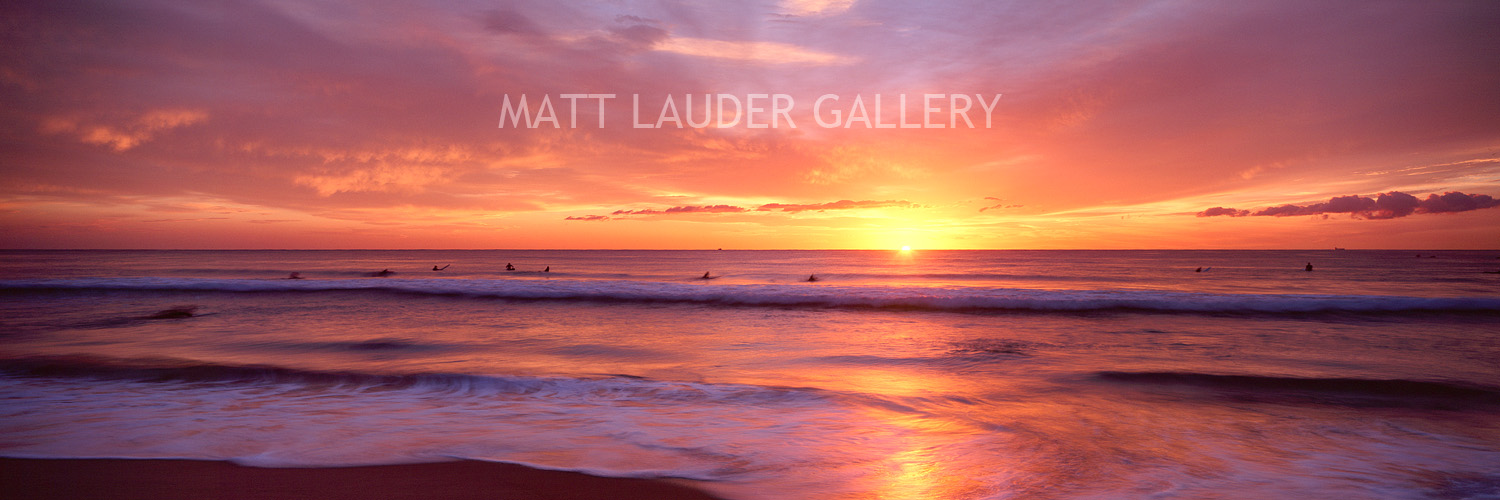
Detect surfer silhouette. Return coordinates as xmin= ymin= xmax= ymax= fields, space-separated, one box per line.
xmin=288 ymin=272 xmax=303 ymax=279
xmin=807 ymin=274 xmax=819 ymax=282
xmin=433 ymin=264 xmax=449 ymax=271
xmin=1305 ymin=263 xmax=1313 ymax=272
xmin=505 ymin=263 xmax=515 ymax=271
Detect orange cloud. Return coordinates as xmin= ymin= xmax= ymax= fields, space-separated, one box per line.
xmin=757 ymin=200 xmax=916 ymax=213
xmin=40 ymin=109 xmax=208 ymax=151
xmin=654 ymin=38 xmax=851 ymax=65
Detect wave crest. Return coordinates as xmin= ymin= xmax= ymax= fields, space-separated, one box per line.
xmin=0 ymin=355 xmax=829 ymax=407
xmin=1095 ymin=371 xmax=1500 ymax=409
xmin=5 ymin=277 xmax=1498 ymax=315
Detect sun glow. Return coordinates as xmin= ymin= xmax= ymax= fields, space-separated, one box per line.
xmin=900 ymin=245 xmax=912 ymax=252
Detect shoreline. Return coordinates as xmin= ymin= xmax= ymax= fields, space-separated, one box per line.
xmin=0 ymin=458 xmax=727 ymax=500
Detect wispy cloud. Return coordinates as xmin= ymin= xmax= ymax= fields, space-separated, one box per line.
xmin=41 ymin=109 xmax=208 ymax=151
xmin=979 ymin=197 xmax=1022 ymax=213
xmin=757 ymin=200 xmax=915 ymax=213
xmin=779 ymin=0 xmax=856 ymax=17
xmin=595 ymin=199 xmax=916 ymax=219
xmin=653 ymin=37 xmax=850 ymax=65
xmin=613 ymin=205 xmax=749 ymax=215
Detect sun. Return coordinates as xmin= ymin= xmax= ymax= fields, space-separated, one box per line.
xmin=899 ymin=245 xmax=912 ymax=252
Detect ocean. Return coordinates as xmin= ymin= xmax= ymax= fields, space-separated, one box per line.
xmin=2 ymin=249 xmax=1498 ymax=499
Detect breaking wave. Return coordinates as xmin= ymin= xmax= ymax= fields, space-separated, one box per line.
xmin=4 ymin=277 xmax=1498 ymax=315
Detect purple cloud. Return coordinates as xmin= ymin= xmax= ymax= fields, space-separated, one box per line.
xmin=1419 ymin=191 xmax=1500 ymax=213
xmin=1201 ymin=191 xmax=1499 ymax=220
xmin=613 ymin=205 xmax=748 ymax=215
xmin=1196 ymin=207 xmax=1249 ymax=217
xmin=756 ymin=200 xmax=916 ymax=213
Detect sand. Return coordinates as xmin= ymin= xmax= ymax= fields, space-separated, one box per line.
xmin=0 ymin=458 xmax=726 ymax=500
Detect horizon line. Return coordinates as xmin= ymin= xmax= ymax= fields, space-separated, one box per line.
xmin=2 ymin=248 xmax=1495 ymax=252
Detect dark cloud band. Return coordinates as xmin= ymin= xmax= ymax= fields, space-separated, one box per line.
xmin=1198 ymin=191 xmax=1500 ymax=219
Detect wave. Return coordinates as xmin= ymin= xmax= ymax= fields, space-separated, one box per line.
xmin=0 ymin=356 xmax=932 ymax=483
xmin=0 ymin=355 xmax=832 ymax=407
xmin=1095 ymin=371 xmax=1500 ymax=409
xmin=833 ymin=271 xmax=1132 ymax=283
xmin=5 ymin=277 xmax=1499 ymax=315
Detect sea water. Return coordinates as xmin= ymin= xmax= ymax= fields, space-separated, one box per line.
xmin=2 ymin=250 xmax=1498 ymax=499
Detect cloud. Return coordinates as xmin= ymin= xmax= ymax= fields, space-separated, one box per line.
xmin=652 ymin=37 xmax=850 ymax=65
xmin=614 ymin=15 xmax=661 ymax=25
xmin=1419 ymin=191 xmax=1500 ymax=213
xmin=780 ymin=0 xmax=856 ymax=17
xmin=565 ymin=215 xmax=610 ymax=221
xmin=482 ymin=9 xmax=543 ymax=36
xmin=602 ymin=199 xmax=915 ymax=217
xmin=143 ymin=217 xmax=230 ymax=223
xmin=40 ymin=109 xmax=208 ymax=151
xmin=756 ymin=199 xmax=915 ymax=213
xmin=1196 ymin=206 xmax=1249 ymax=217
xmin=1254 ymin=191 xmax=1417 ymax=219
xmin=979 ymin=197 xmax=1022 ymax=212
xmin=294 ymin=164 xmax=451 ymax=196
xmin=1198 ymin=191 xmax=1500 ymax=220
xmin=610 ymin=24 xmax=670 ymax=47
xmin=613 ymin=205 xmax=749 ymax=215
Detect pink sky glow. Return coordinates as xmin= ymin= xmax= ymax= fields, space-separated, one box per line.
xmin=2 ymin=0 xmax=1498 ymax=249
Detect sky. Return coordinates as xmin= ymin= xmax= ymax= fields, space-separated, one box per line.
xmin=2 ymin=0 xmax=1498 ymax=249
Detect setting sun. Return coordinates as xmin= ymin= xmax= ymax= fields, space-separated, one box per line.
xmin=900 ymin=246 xmax=912 ymax=252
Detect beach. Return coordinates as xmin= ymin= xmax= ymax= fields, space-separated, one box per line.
xmin=0 ymin=458 xmax=722 ymax=500
xmin=2 ymin=249 xmax=1498 ymax=499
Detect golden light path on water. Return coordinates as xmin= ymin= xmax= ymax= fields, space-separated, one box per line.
xmin=806 ymin=346 xmax=1012 ymax=500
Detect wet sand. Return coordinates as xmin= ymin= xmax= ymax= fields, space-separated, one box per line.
xmin=0 ymin=458 xmax=725 ymax=500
